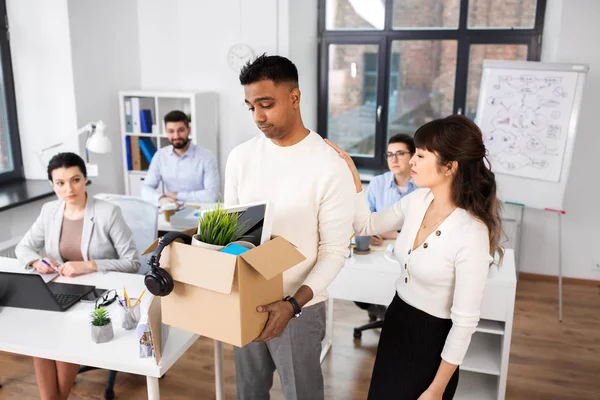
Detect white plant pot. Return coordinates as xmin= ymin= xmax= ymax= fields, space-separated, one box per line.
xmin=192 ymin=234 xmax=226 ymax=251
xmin=230 ymin=240 xmax=256 ymax=250
xmin=91 ymin=322 xmax=114 ymax=343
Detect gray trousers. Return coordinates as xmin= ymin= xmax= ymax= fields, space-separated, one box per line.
xmin=234 ymin=302 xmax=326 ymax=400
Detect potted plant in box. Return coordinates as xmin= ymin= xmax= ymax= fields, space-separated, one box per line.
xmin=91 ymin=306 xmax=114 ymax=343
xmin=192 ymin=203 xmax=249 ymax=251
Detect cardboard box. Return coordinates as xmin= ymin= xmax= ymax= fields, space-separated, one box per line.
xmin=142 ymin=228 xmax=306 ymax=347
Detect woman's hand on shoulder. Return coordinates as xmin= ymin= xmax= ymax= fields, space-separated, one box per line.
xmin=324 ymin=139 xmax=363 ymax=193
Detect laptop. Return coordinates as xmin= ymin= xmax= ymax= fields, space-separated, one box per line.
xmin=0 ymin=272 xmax=95 ymax=312
xmin=221 ymin=202 xmax=274 ymax=246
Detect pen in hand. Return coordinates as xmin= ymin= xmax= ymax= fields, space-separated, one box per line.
xmin=41 ymin=259 xmax=59 ymax=273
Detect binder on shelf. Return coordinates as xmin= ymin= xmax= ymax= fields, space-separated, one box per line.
xmin=124 ymin=99 xmax=133 ymax=133
xmin=131 ymin=97 xmax=141 ymax=133
xmin=130 ymin=136 xmax=142 ymax=171
xmin=138 ymin=137 xmax=157 ymax=164
xmin=125 ymin=136 xmax=132 ymax=171
xmin=140 ymin=109 xmax=153 ymax=133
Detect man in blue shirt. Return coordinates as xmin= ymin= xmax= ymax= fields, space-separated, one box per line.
xmin=366 ymin=133 xmax=417 ymax=246
xmin=141 ymin=110 xmax=220 ymax=206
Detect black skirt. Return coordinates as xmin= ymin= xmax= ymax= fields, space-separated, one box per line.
xmin=368 ymin=294 xmax=459 ymax=400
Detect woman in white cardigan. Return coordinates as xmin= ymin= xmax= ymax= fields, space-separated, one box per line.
xmin=327 ymin=115 xmax=503 ymax=400
xmin=15 ymin=152 xmax=139 ymax=400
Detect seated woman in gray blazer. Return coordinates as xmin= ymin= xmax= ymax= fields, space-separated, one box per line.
xmin=15 ymin=152 xmax=140 ymax=400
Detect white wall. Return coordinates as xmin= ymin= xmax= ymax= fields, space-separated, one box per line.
xmin=136 ymin=0 xmax=318 ymax=175
xmin=289 ymin=0 xmax=319 ymax=131
xmin=2 ymin=0 xmax=140 ymax=242
xmin=7 ymin=0 xmax=79 ymax=180
xmin=68 ymin=0 xmax=141 ymax=194
xmin=517 ymin=0 xmax=600 ymax=280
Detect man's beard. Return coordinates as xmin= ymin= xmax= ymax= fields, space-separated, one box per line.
xmin=170 ymin=138 xmax=189 ymax=149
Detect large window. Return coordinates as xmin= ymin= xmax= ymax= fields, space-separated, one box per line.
xmin=318 ymin=0 xmax=546 ymax=170
xmin=0 ymin=0 xmax=23 ymax=182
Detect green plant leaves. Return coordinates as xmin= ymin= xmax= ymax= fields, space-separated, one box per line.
xmin=196 ymin=203 xmax=249 ymax=246
xmin=91 ymin=306 xmax=112 ymax=326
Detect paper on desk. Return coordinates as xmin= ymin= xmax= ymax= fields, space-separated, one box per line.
xmin=30 ymin=269 xmax=59 ymax=283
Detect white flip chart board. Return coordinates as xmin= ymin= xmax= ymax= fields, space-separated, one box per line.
xmin=475 ymin=60 xmax=588 ymax=210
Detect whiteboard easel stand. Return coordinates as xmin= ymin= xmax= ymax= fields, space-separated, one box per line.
xmin=504 ymin=201 xmax=525 ymax=277
xmin=545 ymin=207 xmax=566 ymax=322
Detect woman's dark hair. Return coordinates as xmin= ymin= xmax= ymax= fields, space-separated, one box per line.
xmin=414 ymin=115 xmax=503 ymax=263
xmin=47 ymin=152 xmax=87 ymax=181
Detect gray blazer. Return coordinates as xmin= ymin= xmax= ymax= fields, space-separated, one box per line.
xmin=15 ymin=196 xmax=140 ymax=273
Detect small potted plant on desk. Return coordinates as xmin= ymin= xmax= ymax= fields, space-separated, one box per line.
xmin=192 ymin=203 xmax=251 ymax=251
xmin=91 ymin=306 xmax=114 ymax=343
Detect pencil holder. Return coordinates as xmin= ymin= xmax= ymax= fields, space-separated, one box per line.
xmin=121 ymin=298 xmax=141 ymax=330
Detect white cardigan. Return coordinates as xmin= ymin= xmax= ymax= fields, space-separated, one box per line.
xmin=354 ymin=188 xmax=493 ymax=365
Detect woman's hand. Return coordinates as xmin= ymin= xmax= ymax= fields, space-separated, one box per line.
xmin=31 ymin=258 xmax=59 ymax=274
xmin=324 ymin=139 xmax=363 ymax=193
xmin=58 ymin=261 xmax=97 ymax=277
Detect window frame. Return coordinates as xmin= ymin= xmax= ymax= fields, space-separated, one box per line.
xmin=0 ymin=0 xmax=23 ymax=183
xmin=317 ymin=0 xmax=547 ymax=171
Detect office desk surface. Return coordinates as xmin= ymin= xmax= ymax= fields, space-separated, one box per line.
xmin=343 ymin=248 xmax=516 ymax=285
xmin=0 ymin=257 xmax=198 ymax=378
xmin=328 ymin=248 xmax=516 ymax=307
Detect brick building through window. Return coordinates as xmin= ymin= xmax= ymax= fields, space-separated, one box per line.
xmin=319 ymin=0 xmax=546 ymax=170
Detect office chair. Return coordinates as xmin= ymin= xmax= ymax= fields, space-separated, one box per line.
xmin=78 ymin=194 xmax=158 ymax=400
xmin=353 ymin=302 xmax=386 ymax=339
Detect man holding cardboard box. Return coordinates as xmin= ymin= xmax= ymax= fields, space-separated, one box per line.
xmin=224 ymin=55 xmax=355 ymax=399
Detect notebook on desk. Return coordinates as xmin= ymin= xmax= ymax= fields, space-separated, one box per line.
xmin=0 ymin=272 xmax=95 ymax=311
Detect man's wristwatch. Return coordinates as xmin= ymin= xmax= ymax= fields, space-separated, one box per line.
xmin=283 ymin=296 xmax=302 ymax=319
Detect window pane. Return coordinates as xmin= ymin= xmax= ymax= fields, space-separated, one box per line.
xmin=326 ymin=0 xmax=385 ymax=30
xmin=393 ymin=0 xmax=459 ymax=29
xmin=468 ymin=0 xmax=537 ymax=29
xmin=466 ymin=44 xmax=528 ymax=119
xmin=387 ymin=40 xmax=457 ymax=139
xmin=0 ymin=46 xmax=14 ymax=175
xmin=328 ymin=44 xmax=379 ymax=157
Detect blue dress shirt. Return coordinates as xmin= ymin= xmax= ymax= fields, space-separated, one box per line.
xmin=365 ymin=171 xmax=417 ymax=212
xmin=141 ymin=143 xmax=220 ymax=205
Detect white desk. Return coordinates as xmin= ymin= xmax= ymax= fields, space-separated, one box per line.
xmin=326 ymin=249 xmax=517 ymax=400
xmin=0 ymin=257 xmax=198 ymax=400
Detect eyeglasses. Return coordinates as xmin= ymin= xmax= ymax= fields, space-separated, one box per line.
xmin=385 ymin=151 xmax=409 ymax=160
xmin=95 ymin=289 xmax=119 ymax=309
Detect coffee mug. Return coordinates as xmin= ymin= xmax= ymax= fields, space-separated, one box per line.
xmin=162 ymin=203 xmax=177 ymax=222
xmin=354 ymin=235 xmax=371 ymax=252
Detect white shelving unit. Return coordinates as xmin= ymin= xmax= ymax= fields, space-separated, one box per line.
xmin=327 ymin=249 xmax=517 ymax=400
xmin=118 ymin=91 xmax=219 ymax=197
xmin=455 ymin=252 xmax=517 ymax=400
xmin=455 ymin=371 xmax=499 ymax=400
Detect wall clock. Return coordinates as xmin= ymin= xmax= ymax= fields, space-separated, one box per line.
xmin=227 ymin=43 xmax=255 ymax=72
